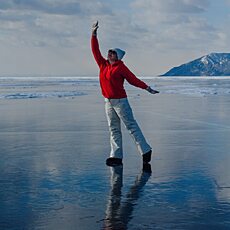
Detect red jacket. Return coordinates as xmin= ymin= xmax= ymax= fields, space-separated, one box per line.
xmin=91 ymin=35 xmax=148 ymax=99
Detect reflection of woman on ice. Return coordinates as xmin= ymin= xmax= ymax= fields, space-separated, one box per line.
xmin=91 ymin=21 xmax=159 ymax=167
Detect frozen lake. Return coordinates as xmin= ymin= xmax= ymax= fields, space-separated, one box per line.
xmin=0 ymin=76 xmax=230 ymax=229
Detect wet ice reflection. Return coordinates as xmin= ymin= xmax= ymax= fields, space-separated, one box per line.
xmin=1 ymin=78 xmax=230 ymax=229
xmin=103 ymin=164 xmax=151 ymax=229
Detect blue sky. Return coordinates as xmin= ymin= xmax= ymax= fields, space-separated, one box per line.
xmin=0 ymin=0 xmax=229 ymax=76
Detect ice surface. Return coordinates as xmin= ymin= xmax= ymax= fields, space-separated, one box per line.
xmin=0 ymin=77 xmax=98 ymax=99
xmin=0 ymin=91 xmax=86 ymax=99
xmin=1 ymin=76 xmax=230 ymax=100
xmin=152 ymin=76 xmax=230 ymax=96
xmin=0 ymin=76 xmax=230 ymax=229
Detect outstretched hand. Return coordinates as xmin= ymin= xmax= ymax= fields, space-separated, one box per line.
xmin=146 ymin=86 xmax=160 ymax=94
xmin=92 ymin=20 xmax=99 ymax=35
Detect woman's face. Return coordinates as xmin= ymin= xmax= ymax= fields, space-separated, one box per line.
xmin=108 ymin=50 xmax=118 ymax=63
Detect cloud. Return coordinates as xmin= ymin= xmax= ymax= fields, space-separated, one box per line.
xmin=0 ymin=0 xmax=229 ymax=75
xmin=0 ymin=0 xmax=117 ymax=75
xmin=0 ymin=0 xmax=112 ymax=16
xmin=132 ymin=0 xmax=210 ymax=14
xmin=0 ymin=0 xmax=81 ymax=15
xmin=128 ymin=0 xmax=223 ymax=52
xmin=130 ymin=0 xmax=211 ymax=30
xmin=0 ymin=0 xmax=114 ymax=48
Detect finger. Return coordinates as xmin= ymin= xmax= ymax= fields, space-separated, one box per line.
xmin=93 ymin=20 xmax=98 ymax=27
xmin=151 ymin=90 xmax=159 ymax=94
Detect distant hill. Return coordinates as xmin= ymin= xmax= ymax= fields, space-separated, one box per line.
xmin=162 ymin=53 xmax=230 ymax=76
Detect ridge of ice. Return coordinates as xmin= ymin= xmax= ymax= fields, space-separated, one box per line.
xmin=0 ymin=91 xmax=86 ymax=99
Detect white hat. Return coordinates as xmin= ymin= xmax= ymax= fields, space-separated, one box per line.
xmin=110 ymin=48 xmax=125 ymax=60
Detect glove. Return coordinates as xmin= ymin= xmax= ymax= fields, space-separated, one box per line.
xmin=146 ymin=86 xmax=159 ymax=94
xmin=92 ymin=20 xmax=99 ymax=36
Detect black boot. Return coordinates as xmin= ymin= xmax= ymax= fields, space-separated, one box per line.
xmin=106 ymin=157 xmax=123 ymax=167
xmin=142 ymin=163 xmax=152 ymax=173
xmin=142 ymin=150 xmax=152 ymax=164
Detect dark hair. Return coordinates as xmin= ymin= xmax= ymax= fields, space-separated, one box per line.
xmin=108 ymin=50 xmax=117 ymax=55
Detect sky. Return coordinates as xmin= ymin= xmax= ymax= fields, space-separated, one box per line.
xmin=0 ymin=0 xmax=230 ymax=76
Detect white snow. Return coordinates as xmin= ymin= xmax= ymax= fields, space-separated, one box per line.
xmin=0 ymin=91 xmax=86 ymax=99
xmin=201 ymin=56 xmax=209 ymax=65
xmin=0 ymin=77 xmax=95 ymax=99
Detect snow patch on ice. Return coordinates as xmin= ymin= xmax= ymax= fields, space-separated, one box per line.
xmin=0 ymin=91 xmax=86 ymax=99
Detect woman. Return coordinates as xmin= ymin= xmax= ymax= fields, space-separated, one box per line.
xmin=91 ymin=21 xmax=159 ymax=166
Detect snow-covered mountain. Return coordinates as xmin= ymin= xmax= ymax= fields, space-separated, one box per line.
xmin=162 ymin=53 xmax=230 ymax=76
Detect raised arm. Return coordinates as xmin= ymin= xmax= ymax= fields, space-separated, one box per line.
xmin=91 ymin=21 xmax=106 ymax=67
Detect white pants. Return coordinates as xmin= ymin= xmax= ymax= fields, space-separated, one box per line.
xmin=105 ymin=98 xmax=151 ymax=159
